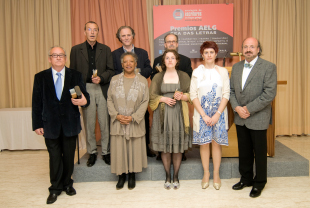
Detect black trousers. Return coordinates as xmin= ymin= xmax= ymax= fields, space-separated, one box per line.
xmin=45 ymin=130 xmax=77 ymax=194
xmin=145 ymin=109 xmax=150 ymax=146
xmin=236 ymin=125 xmax=267 ymax=189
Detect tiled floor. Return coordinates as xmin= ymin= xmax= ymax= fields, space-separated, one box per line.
xmin=0 ymin=136 xmax=309 ymax=208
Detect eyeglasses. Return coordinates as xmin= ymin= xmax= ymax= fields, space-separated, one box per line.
xmin=166 ymin=40 xmax=177 ymax=44
xmin=86 ymin=28 xmax=98 ymax=32
xmin=49 ymin=54 xmax=66 ymax=58
xmin=243 ymin=45 xmax=256 ymax=49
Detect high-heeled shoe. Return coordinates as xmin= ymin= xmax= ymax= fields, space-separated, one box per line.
xmin=201 ymin=171 xmax=210 ymax=189
xmin=213 ymin=171 xmax=221 ymax=190
xmin=201 ymin=181 xmax=209 ymax=189
xmin=164 ymin=181 xmax=172 ymax=190
xmin=173 ymin=181 xmax=180 ymax=189
xmin=213 ymin=182 xmax=221 ymax=190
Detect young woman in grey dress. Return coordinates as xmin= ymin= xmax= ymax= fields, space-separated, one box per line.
xmin=107 ymin=52 xmax=149 ymax=190
xmin=149 ymin=49 xmax=192 ymax=189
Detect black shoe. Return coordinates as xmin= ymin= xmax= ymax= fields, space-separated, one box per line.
xmin=64 ymin=186 xmax=76 ymax=196
xmin=102 ymin=154 xmax=111 ymax=165
xmin=87 ymin=153 xmax=97 ymax=167
xmin=116 ymin=173 xmax=126 ymax=190
xmin=128 ymin=173 xmax=136 ymax=190
xmin=182 ymin=153 xmax=187 ymax=161
xmin=46 ymin=193 xmax=59 ymax=204
xmin=250 ymin=187 xmax=262 ymax=198
xmin=147 ymin=148 xmax=156 ymax=157
xmin=156 ymin=152 xmax=162 ymax=161
xmin=232 ymin=181 xmax=252 ymax=190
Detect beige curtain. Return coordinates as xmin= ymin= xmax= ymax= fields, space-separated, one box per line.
xmin=253 ymin=0 xmax=310 ymax=135
xmin=0 ymin=0 xmax=72 ymax=109
xmin=70 ymin=0 xmax=150 ymax=53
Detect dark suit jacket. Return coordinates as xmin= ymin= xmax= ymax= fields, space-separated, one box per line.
xmin=112 ymin=47 xmax=152 ymax=79
xmin=32 ymin=67 xmax=90 ymax=139
xmin=230 ymin=57 xmax=277 ymax=130
xmin=70 ymin=41 xmax=114 ymax=99
xmin=151 ymin=53 xmax=192 ymax=79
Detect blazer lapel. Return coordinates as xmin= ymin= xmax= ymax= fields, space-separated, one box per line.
xmin=235 ymin=61 xmax=244 ymax=92
xmin=96 ymin=44 xmax=103 ymax=61
xmin=80 ymin=42 xmax=88 ymax=62
xmin=61 ymin=67 xmax=72 ymax=101
xmin=243 ymin=57 xmax=262 ymax=90
xmin=45 ymin=68 xmax=58 ymax=99
xmin=134 ymin=48 xmax=140 ymax=56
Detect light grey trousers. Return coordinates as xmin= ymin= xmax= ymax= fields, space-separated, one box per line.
xmin=83 ymin=83 xmax=110 ymax=155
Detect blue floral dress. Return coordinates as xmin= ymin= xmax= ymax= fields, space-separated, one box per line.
xmin=190 ymin=66 xmax=228 ymax=146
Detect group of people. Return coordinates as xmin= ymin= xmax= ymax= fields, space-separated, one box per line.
xmin=32 ymin=21 xmax=277 ymax=204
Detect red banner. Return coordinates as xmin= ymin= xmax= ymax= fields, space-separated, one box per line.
xmin=153 ymin=4 xmax=233 ymax=58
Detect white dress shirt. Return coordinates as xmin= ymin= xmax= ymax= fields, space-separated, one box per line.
xmin=52 ymin=67 xmax=65 ymax=94
xmin=242 ymin=56 xmax=258 ymax=90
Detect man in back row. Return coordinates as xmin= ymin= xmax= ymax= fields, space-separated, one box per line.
xmin=112 ymin=26 xmax=156 ymax=157
xmin=151 ymin=33 xmax=192 ymax=79
xmin=70 ymin=21 xmax=115 ymax=167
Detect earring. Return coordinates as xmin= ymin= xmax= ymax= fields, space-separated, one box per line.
xmin=202 ymin=57 xmax=204 ymax=60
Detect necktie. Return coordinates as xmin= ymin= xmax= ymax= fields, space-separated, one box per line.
xmin=55 ymin=72 xmax=62 ymax=100
xmin=244 ymin=63 xmax=253 ymax=68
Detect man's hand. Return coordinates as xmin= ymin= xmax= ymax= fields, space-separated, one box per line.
xmin=235 ymin=106 xmax=250 ymax=119
xmin=71 ymin=93 xmax=87 ymax=106
xmin=243 ymin=106 xmax=250 ymax=115
xmin=92 ymin=75 xmax=101 ymax=84
xmin=35 ymin=128 xmax=44 ymax=135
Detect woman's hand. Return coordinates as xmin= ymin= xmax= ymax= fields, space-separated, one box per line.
xmin=209 ymin=113 xmax=220 ymax=126
xmin=116 ymin=115 xmax=132 ymax=125
xmin=202 ymin=115 xmax=212 ymax=126
xmin=161 ymin=97 xmax=176 ymax=107
xmin=174 ymin=91 xmax=183 ymax=101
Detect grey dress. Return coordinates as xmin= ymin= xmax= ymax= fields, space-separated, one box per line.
xmin=151 ymin=83 xmax=191 ymax=153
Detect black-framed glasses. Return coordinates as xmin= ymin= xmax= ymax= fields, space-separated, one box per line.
xmin=49 ymin=54 xmax=66 ymax=58
xmin=166 ymin=40 xmax=177 ymax=44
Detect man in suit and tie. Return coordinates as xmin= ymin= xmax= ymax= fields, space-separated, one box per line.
xmin=70 ymin=21 xmax=115 ymax=167
xmin=32 ymin=46 xmax=90 ymax=204
xmin=230 ymin=37 xmax=277 ymax=198
xmin=151 ymin=33 xmax=192 ymax=161
xmin=112 ymin=26 xmax=155 ymax=157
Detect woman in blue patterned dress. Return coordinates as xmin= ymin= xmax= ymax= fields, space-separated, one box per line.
xmin=190 ymin=41 xmax=230 ymax=190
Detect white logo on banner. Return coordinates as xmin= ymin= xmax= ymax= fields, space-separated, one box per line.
xmin=173 ymin=9 xmax=184 ymax=20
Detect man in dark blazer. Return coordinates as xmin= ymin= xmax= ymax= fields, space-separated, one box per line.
xmin=112 ymin=26 xmax=155 ymax=157
xmin=151 ymin=33 xmax=192 ymax=161
xmin=230 ymin=37 xmax=277 ymax=198
xmin=151 ymin=33 xmax=192 ymax=80
xmin=32 ymin=46 xmax=90 ymax=204
xmin=70 ymin=21 xmax=115 ymax=167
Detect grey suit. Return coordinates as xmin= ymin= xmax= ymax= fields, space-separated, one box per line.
xmin=230 ymin=57 xmax=277 ymax=189
xmin=70 ymin=41 xmax=114 ymax=156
